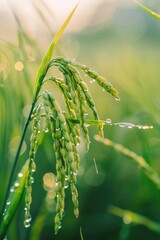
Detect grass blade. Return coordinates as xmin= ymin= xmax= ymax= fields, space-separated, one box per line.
xmin=34 ymin=3 xmax=79 ymax=93
xmin=0 ymin=160 xmax=29 ymax=238
xmin=80 ymin=227 xmax=84 ymax=240
xmin=94 ymin=135 xmax=160 ymax=188
xmin=134 ymin=1 xmax=160 ymax=20
xmin=108 ymin=205 xmax=160 ymax=233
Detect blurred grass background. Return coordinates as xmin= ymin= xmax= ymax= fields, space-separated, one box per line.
xmin=1 ymin=0 xmax=160 ymax=239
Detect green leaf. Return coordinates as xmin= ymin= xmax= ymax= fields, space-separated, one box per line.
xmin=108 ymin=205 xmax=160 ymax=233
xmin=34 ymin=3 xmax=78 ymax=93
xmin=134 ymin=0 xmax=160 ymax=20
xmin=0 ymin=160 xmax=29 ymax=238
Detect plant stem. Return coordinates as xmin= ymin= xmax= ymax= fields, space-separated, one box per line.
xmin=0 ymin=91 xmax=38 ymax=220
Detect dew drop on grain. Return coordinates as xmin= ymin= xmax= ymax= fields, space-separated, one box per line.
xmin=6 ymin=200 xmax=11 ymax=205
xmin=18 ymin=172 xmax=23 ymax=178
xmin=44 ymin=128 xmax=49 ymax=133
xmin=14 ymin=182 xmax=19 ymax=187
xmin=10 ymin=187 xmax=15 ymax=192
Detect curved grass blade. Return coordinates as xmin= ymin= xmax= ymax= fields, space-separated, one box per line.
xmin=108 ymin=205 xmax=160 ymax=233
xmin=80 ymin=227 xmax=84 ymax=240
xmin=94 ymin=135 xmax=160 ymax=188
xmin=34 ymin=3 xmax=79 ymax=93
xmin=134 ymin=1 xmax=160 ymax=20
xmin=0 ymin=160 xmax=29 ymax=239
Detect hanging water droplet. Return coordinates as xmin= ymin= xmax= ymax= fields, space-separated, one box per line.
xmin=64 ymin=182 xmax=69 ymax=189
xmin=18 ymin=172 xmax=23 ymax=178
xmin=6 ymin=200 xmax=11 ymax=205
xmin=10 ymin=187 xmax=15 ymax=192
xmin=115 ymin=97 xmax=120 ymax=101
xmin=44 ymin=128 xmax=49 ymax=133
xmin=24 ymin=221 xmax=31 ymax=228
xmin=84 ymin=123 xmax=90 ymax=127
xmin=14 ymin=181 xmax=19 ymax=187
xmin=30 ymin=177 xmax=34 ymax=184
xmin=114 ymin=122 xmax=135 ymax=129
xmin=31 ymin=161 xmax=36 ymax=172
xmin=25 ymin=215 xmax=32 ymax=223
xmin=106 ymin=118 xmax=112 ymax=125
xmin=102 ymin=88 xmax=105 ymax=92
xmin=2 ymin=209 xmax=7 ymax=215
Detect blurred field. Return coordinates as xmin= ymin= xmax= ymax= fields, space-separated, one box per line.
xmin=1 ymin=1 xmax=160 ymax=239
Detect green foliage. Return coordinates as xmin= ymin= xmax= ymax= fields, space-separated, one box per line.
xmin=0 ymin=160 xmax=29 ymax=239
xmin=1 ymin=1 xmax=160 ymax=239
xmin=109 ymin=205 xmax=160 ymax=234
xmin=0 ymin=4 xmax=120 ymax=236
xmin=95 ymin=135 xmax=160 ymax=188
xmin=134 ymin=1 xmax=160 ymax=20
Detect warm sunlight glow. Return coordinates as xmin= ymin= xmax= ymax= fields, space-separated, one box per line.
xmin=14 ymin=61 xmax=24 ymax=71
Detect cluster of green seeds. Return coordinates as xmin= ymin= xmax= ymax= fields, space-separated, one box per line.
xmin=42 ymin=91 xmax=80 ymax=233
xmin=24 ymin=104 xmax=42 ymax=228
xmin=24 ymin=56 xmax=119 ymax=233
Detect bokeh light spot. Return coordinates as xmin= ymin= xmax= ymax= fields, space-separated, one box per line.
xmin=43 ymin=172 xmax=56 ymax=191
xmin=85 ymin=166 xmax=105 ymax=187
xmin=9 ymin=136 xmax=26 ymax=156
xmin=15 ymin=61 xmax=24 ymax=71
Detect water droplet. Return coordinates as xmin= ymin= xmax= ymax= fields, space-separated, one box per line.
xmin=123 ymin=214 xmax=132 ymax=224
xmin=64 ymin=182 xmax=69 ymax=189
xmin=6 ymin=200 xmax=11 ymax=205
xmin=102 ymin=88 xmax=105 ymax=92
xmin=84 ymin=123 xmax=89 ymax=127
xmin=106 ymin=118 xmax=112 ymax=125
xmin=26 ymin=216 xmax=32 ymax=223
xmin=2 ymin=209 xmax=7 ymax=215
xmin=90 ymin=80 xmax=95 ymax=84
xmin=44 ymin=128 xmax=49 ymax=133
xmin=14 ymin=181 xmax=19 ymax=187
xmin=31 ymin=161 xmax=36 ymax=172
xmin=10 ymin=187 xmax=15 ymax=192
xmin=30 ymin=177 xmax=34 ymax=184
xmin=18 ymin=172 xmax=23 ymax=178
xmin=114 ymin=122 xmax=135 ymax=129
xmin=24 ymin=221 xmax=31 ymax=228
xmin=115 ymin=97 xmax=120 ymax=101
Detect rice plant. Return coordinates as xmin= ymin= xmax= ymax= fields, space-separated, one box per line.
xmin=0 ymin=4 xmax=120 ymax=238
xmin=0 ymin=1 xmax=159 ymax=239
